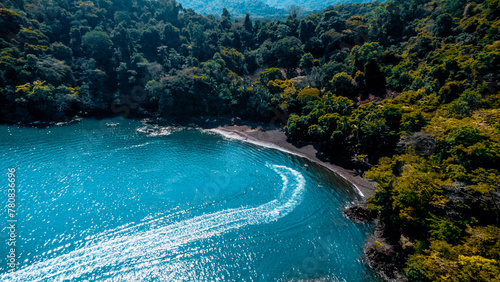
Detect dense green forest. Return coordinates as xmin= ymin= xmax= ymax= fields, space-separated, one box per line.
xmin=175 ymin=0 xmax=287 ymax=18
xmin=1 ymin=0 xmax=499 ymax=280
xmin=263 ymin=0 xmax=375 ymax=12
xmin=174 ymin=0 xmax=375 ymax=18
xmin=177 ymin=0 xmax=287 ymax=18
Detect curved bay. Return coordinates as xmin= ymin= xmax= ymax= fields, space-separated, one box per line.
xmin=0 ymin=118 xmax=375 ymax=281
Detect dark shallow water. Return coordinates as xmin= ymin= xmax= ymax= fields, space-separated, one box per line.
xmin=0 ymin=118 xmax=376 ymax=281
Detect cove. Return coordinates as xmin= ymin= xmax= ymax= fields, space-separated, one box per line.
xmin=0 ymin=118 xmax=376 ymax=281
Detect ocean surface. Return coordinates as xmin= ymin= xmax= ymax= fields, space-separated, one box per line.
xmin=0 ymin=118 xmax=376 ymax=281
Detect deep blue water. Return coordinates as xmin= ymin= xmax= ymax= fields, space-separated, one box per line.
xmin=0 ymin=118 xmax=375 ymax=281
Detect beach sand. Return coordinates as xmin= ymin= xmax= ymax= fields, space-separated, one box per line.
xmin=208 ymin=124 xmax=376 ymax=198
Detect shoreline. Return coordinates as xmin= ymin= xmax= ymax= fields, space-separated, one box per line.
xmin=6 ymin=114 xmax=376 ymax=198
xmin=207 ymin=124 xmax=376 ymax=198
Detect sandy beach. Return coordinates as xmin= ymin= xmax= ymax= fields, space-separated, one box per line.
xmin=208 ymin=124 xmax=376 ymax=198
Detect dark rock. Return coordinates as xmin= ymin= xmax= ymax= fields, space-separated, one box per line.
xmin=343 ymin=205 xmax=376 ymax=223
xmin=364 ymin=221 xmax=408 ymax=281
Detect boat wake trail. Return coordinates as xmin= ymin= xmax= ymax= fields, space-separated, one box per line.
xmin=2 ymin=164 xmax=305 ymax=281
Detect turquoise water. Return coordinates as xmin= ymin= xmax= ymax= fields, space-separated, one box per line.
xmin=0 ymin=118 xmax=375 ymax=281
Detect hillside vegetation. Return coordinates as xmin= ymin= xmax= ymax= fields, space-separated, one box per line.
xmin=1 ymin=0 xmax=499 ymax=280
xmin=174 ymin=0 xmax=375 ymax=18
xmin=176 ymin=0 xmax=287 ymax=18
xmin=263 ymin=0 xmax=374 ymax=12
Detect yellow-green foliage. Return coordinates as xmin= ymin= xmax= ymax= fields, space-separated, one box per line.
xmin=220 ymin=47 xmax=245 ymax=74
xmin=329 ymin=72 xmax=355 ymax=97
xmin=267 ymin=79 xmax=294 ymax=95
xmin=15 ymin=80 xmax=53 ymax=102
xmin=405 ymin=226 xmax=500 ymax=282
xmin=18 ymin=27 xmax=50 ymax=54
xmin=0 ymin=0 xmax=499 ymax=278
xmin=297 ymin=88 xmax=320 ymax=104
xmin=367 ymin=154 xmax=447 ymax=229
xmin=267 ymin=79 xmax=296 ymax=110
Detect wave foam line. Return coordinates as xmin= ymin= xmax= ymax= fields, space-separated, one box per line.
xmin=208 ymin=128 xmax=365 ymax=197
xmin=2 ymin=165 xmax=305 ymax=282
xmin=113 ymin=141 xmax=157 ymax=152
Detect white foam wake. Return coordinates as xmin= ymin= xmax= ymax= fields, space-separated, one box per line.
xmin=208 ymin=128 xmax=365 ymax=197
xmin=2 ymin=165 xmax=305 ymax=281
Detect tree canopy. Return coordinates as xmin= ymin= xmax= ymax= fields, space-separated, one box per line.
xmin=0 ymin=0 xmax=499 ymax=279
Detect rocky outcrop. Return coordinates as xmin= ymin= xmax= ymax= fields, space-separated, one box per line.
xmin=343 ymin=204 xmax=376 ymax=223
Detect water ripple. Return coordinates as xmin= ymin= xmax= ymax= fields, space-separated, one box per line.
xmin=1 ymin=165 xmax=305 ymax=281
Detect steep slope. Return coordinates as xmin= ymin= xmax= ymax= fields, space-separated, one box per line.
xmin=176 ymin=0 xmax=287 ymax=18
xmin=263 ymin=0 xmax=375 ymax=11
xmin=176 ymin=0 xmax=377 ymax=17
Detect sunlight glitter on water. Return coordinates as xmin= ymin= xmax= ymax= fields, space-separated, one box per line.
xmin=0 ymin=118 xmax=375 ymax=281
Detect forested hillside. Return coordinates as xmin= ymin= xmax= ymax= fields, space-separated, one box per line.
xmin=263 ymin=0 xmax=374 ymax=12
xmin=174 ymin=0 xmax=376 ymax=18
xmin=1 ymin=0 xmax=499 ymax=280
xmin=175 ymin=0 xmax=287 ymax=18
